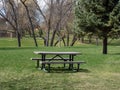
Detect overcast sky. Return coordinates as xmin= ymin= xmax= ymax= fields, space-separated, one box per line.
xmin=0 ymin=1 xmax=3 ymax=9
xmin=37 ymin=0 xmax=46 ymax=8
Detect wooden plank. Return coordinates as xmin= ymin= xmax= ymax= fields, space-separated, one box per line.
xmin=42 ymin=61 xmax=86 ymax=72
xmin=40 ymin=61 xmax=86 ymax=64
xmin=34 ymin=51 xmax=81 ymax=55
xmin=31 ymin=58 xmax=70 ymax=60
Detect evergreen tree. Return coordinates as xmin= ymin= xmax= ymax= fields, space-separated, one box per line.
xmin=76 ymin=0 xmax=120 ymax=54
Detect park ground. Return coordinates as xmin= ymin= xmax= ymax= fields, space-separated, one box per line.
xmin=0 ymin=38 xmax=120 ymax=90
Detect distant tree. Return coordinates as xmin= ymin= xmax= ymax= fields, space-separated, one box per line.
xmin=0 ymin=0 xmax=39 ymax=47
xmin=34 ymin=0 xmax=74 ymax=46
xmin=20 ymin=0 xmax=38 ymax=47
xmin=0 ymin=0 xmax=22 ymax=47
xmin=76 ymin=0 xmax=120 ymax=54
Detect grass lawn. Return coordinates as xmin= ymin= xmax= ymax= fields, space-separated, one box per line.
xmin=0 ymin=38 xmax=120 ymax=90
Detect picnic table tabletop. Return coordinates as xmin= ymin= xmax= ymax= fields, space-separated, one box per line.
xmin=34 ymin=51 xmax=81 ymax=55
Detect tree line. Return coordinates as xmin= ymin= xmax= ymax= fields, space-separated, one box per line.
xmin=0 ymin=0 xmax=75 ymax=47
xmin=0 ymin=0 xmax=120 ymax=54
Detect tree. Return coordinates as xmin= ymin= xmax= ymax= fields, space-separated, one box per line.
xmin=0 ymin=0 xmax=39 ymax=47
xmin=20 ymin=0 xmax=38 ymax=47
xmin=76 ymin=0 xmax=120 ymax=54
xmin=34 ymin=0 xmax=74 ymax=46
xmin=0 ymin=0 xmax=22 ymax=47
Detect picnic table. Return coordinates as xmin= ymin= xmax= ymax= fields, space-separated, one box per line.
xmin=32 ymin=51 xmax=85 ymax=72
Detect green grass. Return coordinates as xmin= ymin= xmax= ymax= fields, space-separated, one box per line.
xmin=0 ymin=37 xmax=44 ymax=47
xmin=0 ymin=38 xmax=120 ymax=90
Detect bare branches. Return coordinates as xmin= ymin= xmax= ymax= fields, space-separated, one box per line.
xmin=33 ymin=0 xmax=47 ymax=25
xmin=20 ymin=0 xmax=27 ymax=3
xmin=20 ymin=0 xmax=38 ymax=47
xmin=0 ymin=0 xmax=22 ymax=47
xmin=0 ymin=0 xmax=75 ymax=46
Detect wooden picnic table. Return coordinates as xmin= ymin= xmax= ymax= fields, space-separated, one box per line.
xmin=32 ymin=51 xmax=85 ymax=72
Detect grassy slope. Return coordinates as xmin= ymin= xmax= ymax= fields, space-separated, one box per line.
xmin=0 ymin=38 xmax=120 ymax=90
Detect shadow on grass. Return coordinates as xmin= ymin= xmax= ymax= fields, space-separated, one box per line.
xmin=108 ymin=53 xmax=120 ymax=55
xmin=44 ymin=67 xmax=90 ymax=73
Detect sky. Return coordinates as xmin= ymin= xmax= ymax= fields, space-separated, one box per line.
xmin=37 ymin=0 xmax=46 ymax=8
xmin=0 ymin=0 xmax=46 ymax=19
xmin=0 ymin=1 xmax=3 ymax=9
xmin=0 ymin=0 xmax=46 ymax=7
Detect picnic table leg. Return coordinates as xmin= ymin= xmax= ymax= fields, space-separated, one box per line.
xmin=41 ymin=54 xmax=46 ymax=69
xmin=69 ymin=54 xmax=74 ymax=70
xmin=48 ymin=63 xmax=50 ymax=73
xmin=69 ymin=55 xmax=71 ymax=70
xmin=69 ymin=63 xmax=73 ymax=70
xmin=77 ymin=63 xmax=80 ymax=71
xmin=64 ymin=60 xmax=66 ymax=68
xmin=36 ymin=60 xmax=39 ymax=68
xmin=63 ymin=59 xmax=65 ymax=68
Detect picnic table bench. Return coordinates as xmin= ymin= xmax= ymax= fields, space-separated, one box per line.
xmin=31 ymin=51 xmax=86 ymax=72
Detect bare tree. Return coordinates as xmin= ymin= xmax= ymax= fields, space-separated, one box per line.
xmin=33 ymin=0 xmax=74 ymax=46
xmin=0 ymin=0 xmax=75 ymax=47
xmin=20 ymin=0 xmax=38 ymax=47
xmin=0 ymin=0 xmax=21 ymax=47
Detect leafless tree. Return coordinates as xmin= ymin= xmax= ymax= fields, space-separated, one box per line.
xmin=0 ymin=0 xmax=75 ymax=47
xmin=0 ymin=0 xmax=21 ymax=47
xmin=34 ymin=0 xmax=74 ymax=46
xmin=20 ymin=0 xmax=38 ymax=47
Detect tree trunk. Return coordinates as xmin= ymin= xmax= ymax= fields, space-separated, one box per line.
xmin=62 ymin=37 xmax=66 ymax=46
xmin=27 ymin=12 xmax=38 ymax=47
xmin=46 ymin=20 xmax=51 ymax=46
xmin=50 ymin=22 xmax=59 ymax=46
xmin=21 ymin=1 xmax=38 ymax=47
xmin=103 ymin=36 xmax=108 ymax=54
xmin=96 ymin=37 xmax=99 ymax=46
xmin=70 ymin=34 xmax=77 ymax=46
xmin=66 ymin=32 xmax=70 ymax=46
xmin=50 ymin=30 xmax=57 ymax=46
xmin=16 ymin=31 xmax=21 ymax=47
xmin=54 ymin=40 xmax=59 ymax=46
xmin=8 ymin=1 xmax=21 ymax=47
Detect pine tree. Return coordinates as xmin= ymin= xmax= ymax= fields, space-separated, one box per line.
xmin=76 ymin=0 xmax=120 ymax=54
